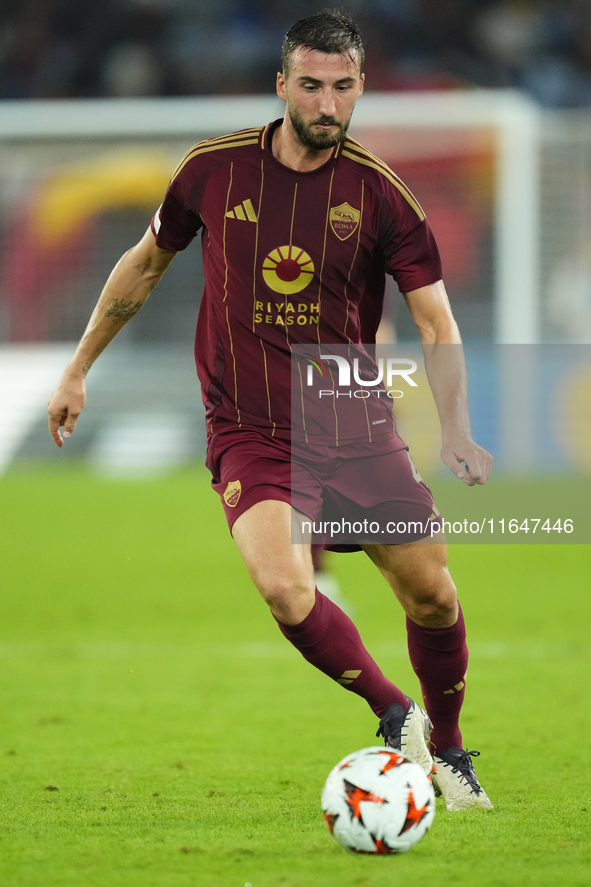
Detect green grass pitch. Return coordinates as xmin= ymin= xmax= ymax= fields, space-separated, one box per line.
xmin=1 ymin=464 xmax=590 ymax=887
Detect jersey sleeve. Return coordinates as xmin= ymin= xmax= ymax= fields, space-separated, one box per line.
xmin=150 ymin=155 xmax=207 ymax=251
xmin=380 ymin=184 xmax=443 ymax=293
xmin=151 ymin=189 xmax=201 ymax=251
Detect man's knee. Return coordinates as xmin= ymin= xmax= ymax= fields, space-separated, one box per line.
xmin=256 ymin=572 xmax=308 ymax=606
xmin=405 ymin=573 xmax=458 ymax=625
xmin=392 ymin=553 xmax=458 ymax=624
xmin=251 ymin=566 xmax=315 ymax=621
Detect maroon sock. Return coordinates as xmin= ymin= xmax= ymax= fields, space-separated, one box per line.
xmin=406 ymin=603 xmax=468 ymax=754
xmin=275 ymin=589 xmax=408 ymax=717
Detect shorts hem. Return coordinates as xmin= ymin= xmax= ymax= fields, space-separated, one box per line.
xmin=225 ymin=485 xmax=292 ymax=534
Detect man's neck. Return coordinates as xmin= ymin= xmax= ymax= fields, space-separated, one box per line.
xmin=271 ymin=119 xmax=336 ymax=172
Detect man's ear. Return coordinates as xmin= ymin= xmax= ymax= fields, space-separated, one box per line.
xmin=276 ymin=71 xmax=287 ymax=101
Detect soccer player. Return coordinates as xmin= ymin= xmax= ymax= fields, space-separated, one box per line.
xmin=48 ymin=10 xmax=493 ymax=811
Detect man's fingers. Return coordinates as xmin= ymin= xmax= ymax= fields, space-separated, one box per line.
xmin=460 ymin=456 xmax=484 ymax=486
xmin=62 ymin=411 xmax=80 ymax=439
xmin=443 ymin=454 xmax=476 ymax=484
xmin=459 ymin=452 xmax=493 ymax=485
xmin=469 ymin=450 xmax=493 ymax=485
xmin=442 ymin=446 xmax=493 ymax=486
xmin=48 ymin=406 xmax=80 ymax=447
xmin=47 ymin=377 xmax=86 ymax=447
xmin=48 ymin=411 xmax=66 ymax=447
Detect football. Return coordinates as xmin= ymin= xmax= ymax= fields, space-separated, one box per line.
xmin=321 ymin=746 xmax=435 ymax=854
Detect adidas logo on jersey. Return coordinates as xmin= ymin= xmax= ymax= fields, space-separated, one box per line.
xmin=225 ymin=199 xmax=258 ymax=222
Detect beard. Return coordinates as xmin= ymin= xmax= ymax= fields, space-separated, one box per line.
xmin=288 ymin=105 xmax=352 ymax=150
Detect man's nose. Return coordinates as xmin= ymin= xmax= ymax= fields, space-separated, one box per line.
xmin=318 ymin=88 xmax=337 ymax=118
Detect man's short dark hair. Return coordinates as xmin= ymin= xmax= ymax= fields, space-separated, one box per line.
xmin=282 ymin=8 xmax=364 ymax=77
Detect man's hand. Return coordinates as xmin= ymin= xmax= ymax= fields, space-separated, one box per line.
xmin=48 ymin=372 xmax=86 ymax=447
xmin=46 ymin=228 xmax=177 ymax=449
xmin=441 ymin=437 xmax=492 ymax=486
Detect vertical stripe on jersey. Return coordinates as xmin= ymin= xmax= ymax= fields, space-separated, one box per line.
xmin=282 ymin=183 xmax=299 ymax=353
xmin=289 ymin=183 xmax=298 ymax=246
xmin=315 ymin=168 xmax=336 ymax=346
xmin=328 ymin=369 xmax=340 ymax=446
xmin=313 ymin=169 xmax=338 ymax=443
xmin=287 ymin=183 xmax=305 ymax=438
xmin=251 ymin=159 xmax=265 ymax=333
xmin=343 ymin=179 xmax=365 ymax=342
xmin=222 ymin=163 xmax=234 ymax=303
xmin=220 ymin=164 xmax=241 ymax=423
xmin=352 ymin=348 xmax=375 ymax=443
xmin=297 ymin=359 xmax=309 ymax=443
xmin=259 ymin=338 xmax=276 ymax=436
xmin=225 ymin=304 xmax=241 ymax=426
xmin=361 ymin=385 xmax=374 ymax=442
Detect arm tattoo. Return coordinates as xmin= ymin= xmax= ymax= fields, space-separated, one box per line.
xmin=82 ymin=364 xmax=91 ymax=376
xmin=105 ymin=298 xmax=145 ymax=323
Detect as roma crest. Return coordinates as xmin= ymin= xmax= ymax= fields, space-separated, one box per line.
xmin=330 ymin=202 xmax=360 ymax=241
xmin=223 ymin=480 xmax=242 ymax=507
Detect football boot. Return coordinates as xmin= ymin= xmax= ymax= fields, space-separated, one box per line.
xmin=431 ymin=747 xmax=493 ymax=811
xmin=375 ymin=697 xmax=434 ymax=776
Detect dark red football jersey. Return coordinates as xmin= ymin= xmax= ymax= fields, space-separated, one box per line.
xmin=151 ymin=120 xmax=442 ymax=442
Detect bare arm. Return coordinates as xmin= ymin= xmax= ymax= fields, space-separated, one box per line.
xmin=403 ymin=279 xmax=492 ymax=485
xmin=48 ymin=227 xmax=177 ymax=447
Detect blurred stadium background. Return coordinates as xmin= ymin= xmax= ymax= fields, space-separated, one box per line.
xmin=1 ymin=0 xmax=591 ymax=484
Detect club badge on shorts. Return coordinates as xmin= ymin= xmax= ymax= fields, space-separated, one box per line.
xmin=329 ymin=202 xmax=360 ymax=241
xmin=223 ymin=480 xmax=242 ymax=507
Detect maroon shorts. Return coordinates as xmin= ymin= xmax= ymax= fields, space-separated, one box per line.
xmin=205 ymin=427 xmax=442 ymax=550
